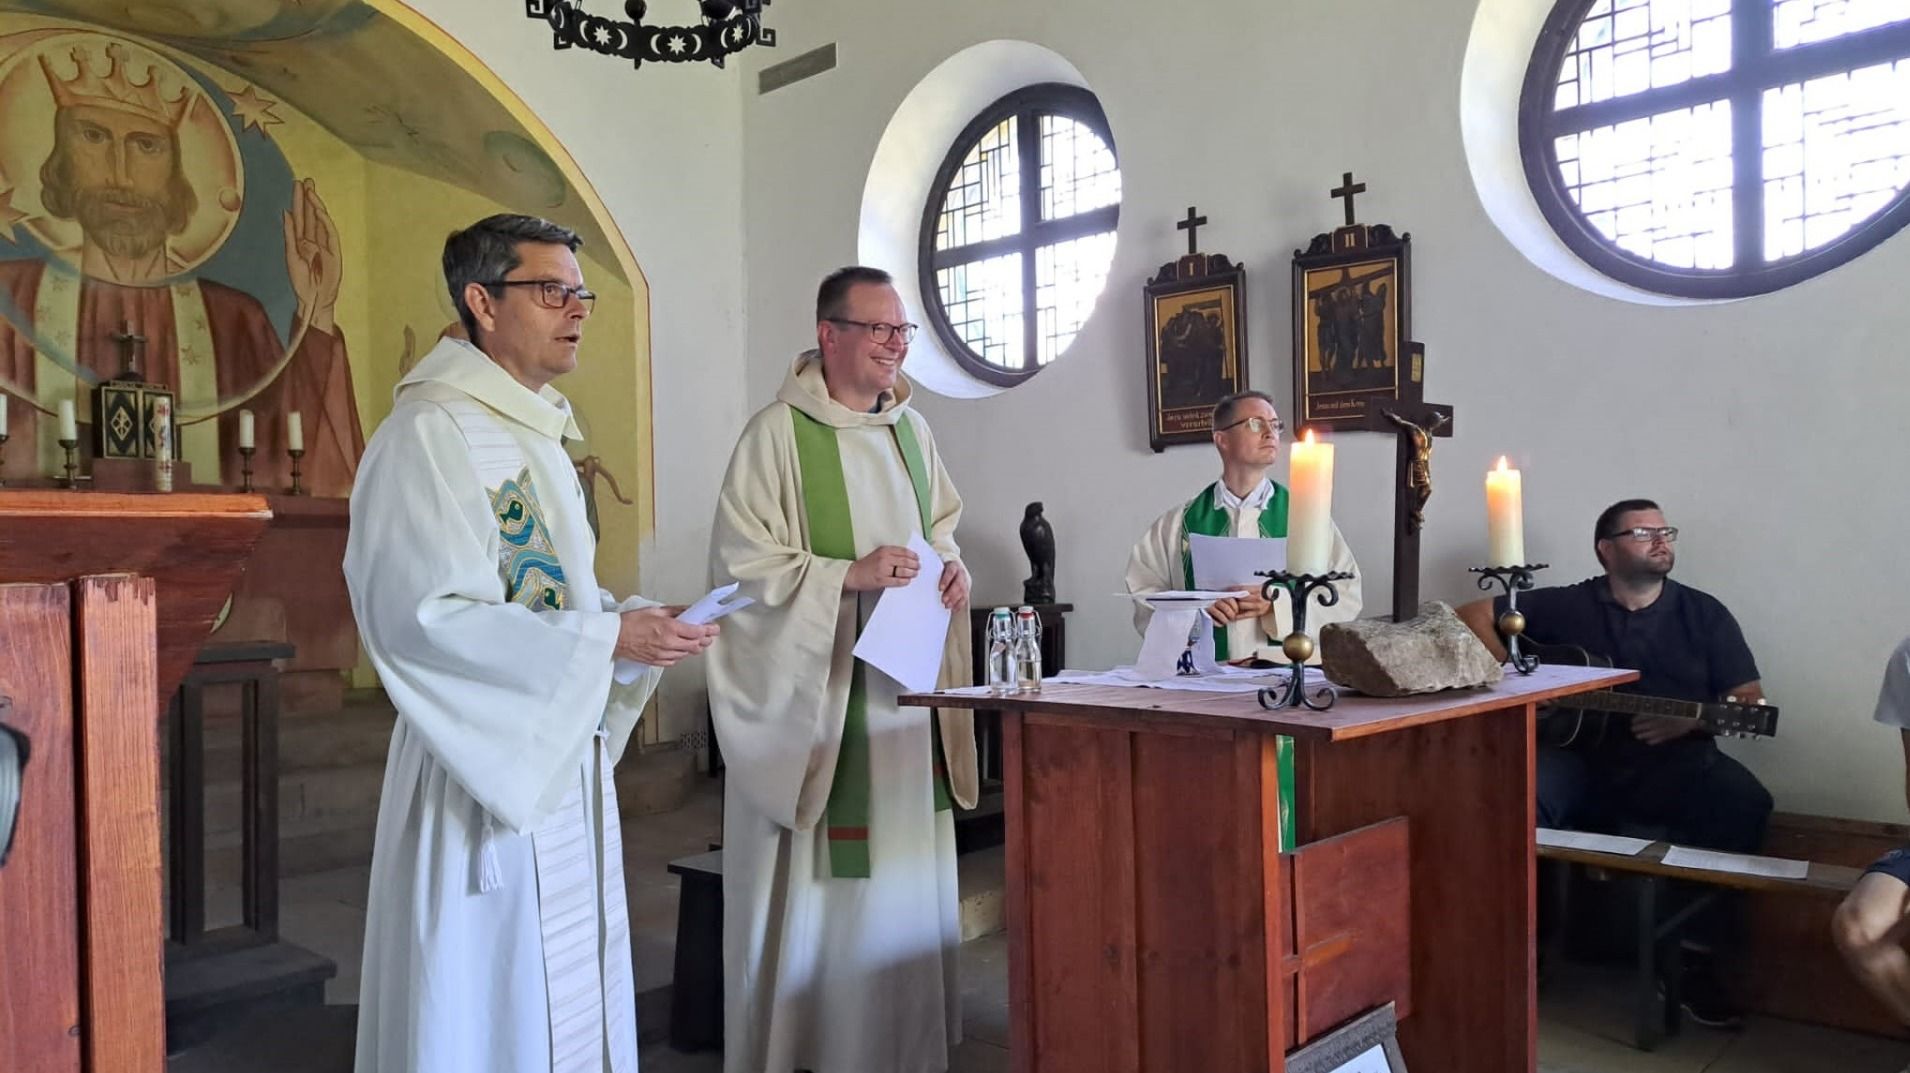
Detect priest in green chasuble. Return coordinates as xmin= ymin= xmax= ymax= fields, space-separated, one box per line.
xmin=706 ymin=266 xmax=978 ymax=1073
xmin=1125 ymin=390 xmax=1362 ymax=656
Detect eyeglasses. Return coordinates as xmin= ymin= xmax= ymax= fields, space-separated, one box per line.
xmin=1216 ymin=416 xmax=1285 ymax=437
xmin=485 ymin=279 xmax=596 ymax=312
xmin=828 ymin=318 xmax=919 ymax=344
xmin=1602 ymin=526 xmax=1679 ymax=544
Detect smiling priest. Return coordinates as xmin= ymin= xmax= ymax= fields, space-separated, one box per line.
xmin=345 ymin=215 xmax=717 ymax=1073
xmin=707 ymin=266 xmax=979 ymax=1073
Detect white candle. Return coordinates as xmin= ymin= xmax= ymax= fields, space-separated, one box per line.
xmin=1286 ymin=429 xmax=1335 ymax=575
xmin=238 ymin=409 xmax=255 ymax=450
xmin=57 ymin=398 xmax=77 ymax=442
xmin=286 ymin=411 xmax=303 ymax=452
xmin=0 ymin=394 xmax=8 ymax=437
xmin=151 ymin=396 xmax=173 ymax=460
xmin=1485 ymin=456 xmax=1525 ymax=567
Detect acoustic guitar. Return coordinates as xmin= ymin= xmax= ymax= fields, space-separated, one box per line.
xmin=1527 ymin=642 xmax=1779 ymax=750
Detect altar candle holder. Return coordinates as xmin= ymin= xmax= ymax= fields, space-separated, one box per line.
xmin=239 ymin=445 xmax=256 ymax=493
xmin=287 ymin=448 xmax=305 ymax=496
xmin=1254 ymin=569 xmax=1356 ymax=711
xmin=0 ymin=431 xmax=8 ymax=488
xmin=1468 ymin=563 xmax=1550 ymax=675
xmin=58 ymin=438 xmax=78 ymax=488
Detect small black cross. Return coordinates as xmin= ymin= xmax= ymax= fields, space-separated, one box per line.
xmin=1330 ymin=172 xmax=1366 ymax=228
xmin=111 ymin=319 xmax=147 ymax=376
xmin=1176 ymin=205 xmax=1207 ymax=257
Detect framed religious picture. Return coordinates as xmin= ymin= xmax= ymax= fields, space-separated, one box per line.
xmin=1292 ymin=227 xmax=1415 ymax=431
xmin=1286 ymin=1003 xmax=1410 ymax=1073
xmin=1143 ymin=254 xmax=1247 ymax=452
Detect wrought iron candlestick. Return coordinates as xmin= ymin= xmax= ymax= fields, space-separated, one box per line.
xmin=287 ymin=448 xmax=305 ymax=496
xmin=0 ymin=431 xmax=8 ymax=488
xmin=238 ymin=445 xmax=256 ymax=493
xmin=1255 ymin=569 xmax=1356 ymax=711
xmin=58 ymin=438 xmax=78 ymax=488
xmin=1469 ymin=563 xmax=1549 ymax=674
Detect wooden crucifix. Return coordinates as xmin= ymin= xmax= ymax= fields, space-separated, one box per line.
xmin=110 ymin=319 xmax=147 ymax=379
xmin=1330 ymin=172 xmax=1366 ymax=228
xmin=1379 ymin=391 xmax=1454 ymax=619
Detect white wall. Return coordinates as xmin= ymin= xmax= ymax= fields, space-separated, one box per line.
xmin=735 ymin=0 xmax=1910 ymax=820
xmin=414 ymin=0 xmax=747 ymax=739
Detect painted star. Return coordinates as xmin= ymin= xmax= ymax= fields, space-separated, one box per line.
xmin=594 ymin=24 xmax=612 ymax=44
xmin=667 ymin=33 xmax=688 ymax=53
xmin=0 ymin=185 xmax=35 ymax=241
xmin=225 ymin=83 xmax=284 ymax=134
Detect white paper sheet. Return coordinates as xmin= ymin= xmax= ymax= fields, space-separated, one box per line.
xmin=1134 ymin=608 xmax=1222 ymax=680
xmin=1328 ymin=1044 xmax=1392 ymax=1073
xmin=1535 ymin=828 xmax=1654 ymax=856
xmin=1046 ymin=665 xmax=1300 ymax=694
xmin=1188 ymin=533 xmax=1287 ymax=591
xmin=613 ymin=582 xmax=756 ymax=684
xmin=1660 ymin=846 xmax=1810 ymax=880
xmin=851 ymin=532 xmax=955 ymax=693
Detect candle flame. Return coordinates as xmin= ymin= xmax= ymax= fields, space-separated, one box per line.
xmin=1495 ymin=455 xmax=1510 ymax=472
xmin=1304 ymin=429 xmax=1316 ymax=445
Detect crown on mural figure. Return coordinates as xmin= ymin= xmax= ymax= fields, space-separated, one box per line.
xmin=37 ymin=43 xmax=192 ymax=129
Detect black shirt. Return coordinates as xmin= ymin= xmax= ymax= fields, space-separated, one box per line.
xmin=1494 ymin=577 xmax=1760 ymax=756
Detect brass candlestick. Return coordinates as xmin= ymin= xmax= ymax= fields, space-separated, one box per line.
xmin=238 ymin=445 xmax=256 ymax=493
xmin=1469 ymin=563 xmax=1550 ymax=674
xmin=1254 ymin=569 xmax=1356 ymax=711
xmin=287 ymin=447 xmax=305 ymax=496
xmin=58 ymin=437 xmax=78 ymax=488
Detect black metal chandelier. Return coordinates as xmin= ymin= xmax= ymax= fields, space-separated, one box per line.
xmin=524 ymin=0 xmax=775 ymax=69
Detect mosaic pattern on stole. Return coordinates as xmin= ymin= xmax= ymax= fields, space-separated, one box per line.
xmin=491 ymin=467 xmax=568 ymax=612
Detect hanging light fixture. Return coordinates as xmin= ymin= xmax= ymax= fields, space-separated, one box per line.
xmin=524 ymin=0 xmax=775 ymax=69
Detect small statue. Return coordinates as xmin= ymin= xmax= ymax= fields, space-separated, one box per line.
xmin=1383 ymin=409 xmax=1450 ymax=534
xmin=574 ymin=454 xmax=634 ymax=540
xmin=1019 ymin=501 xmax=1056 ymax=605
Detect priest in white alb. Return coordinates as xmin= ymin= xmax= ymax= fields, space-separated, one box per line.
xmin=1125 ymin=389 xmax=1360 ymax=850
xmin=1125 ymin=389 xmax=1362 ymax=660
xmin=706 ymin=266 xmax=979 ymax=1073
xmin=346 ymin=215 xmax=717 ymax=1073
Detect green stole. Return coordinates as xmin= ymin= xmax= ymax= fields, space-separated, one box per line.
xmin=1180 ymin=480 xmax=1297 ymax=851
xmin=790 ymin=407 xmax=954 ymax=879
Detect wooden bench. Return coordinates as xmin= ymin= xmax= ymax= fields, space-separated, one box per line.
xmin=1537 ymin=832 xmax=1861 ymax=1050
xmin=666 ymin=849 xmax=724 ymax=1053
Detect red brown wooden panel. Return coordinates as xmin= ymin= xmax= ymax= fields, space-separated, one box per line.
xmin=73 ymin=575 xmax=165 ymax=1073
xmin=0 ymin=583 xmax=81 ymax=1073
xmin=1297 ymin=702 xmax=1536 ymax=1073
xmin=1015 ymin=720 xmax=1141 ymax=1073
xmin=1289 ymin=816 xmax=1411 ymax=1043
xmin=0 ymin=491 xmax=271 ymax=700
xmin=1130 ymin=730 xmax=1270 ymax=1073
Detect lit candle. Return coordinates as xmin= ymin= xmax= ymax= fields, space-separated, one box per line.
xmin=1486 ymin=456 xmax=1525 ymax=567
xmin=1286 ymin=429 xmax=1335 ymax=575
xmin=57 ymin=398 xmax=77 ymax=442
xmin=238 ymin=409 xmax=255 ymax=450
xmin=286 ymin=411 xmax=303 ymax=452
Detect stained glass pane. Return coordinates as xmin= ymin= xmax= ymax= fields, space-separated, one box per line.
xmin=1774 ymin=0 xmax=1910 ymax=48
xmin=936 ymin=254 xmax=1024 ymax=369
xmin=1555 ymin=0 xmax=1733 ymax=110
xmin=933 ymin=118 xmax=1019 ymax=252
xmin=1763 ymin=60 xmax=1910 ymax=258
xmin=1040 ymin=115 xmax=1120 ymax=221
xmin=1034 ymin=232 xmax=1117 ymax=366
xmin=1556 ymin=100 xmax=1736 ymax=267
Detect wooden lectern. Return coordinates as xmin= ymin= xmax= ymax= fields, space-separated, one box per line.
xmin=0 ymin=491 xmax=271 ymax=1073
xmin=907 ymin=662 xmax=1634 ymax=1073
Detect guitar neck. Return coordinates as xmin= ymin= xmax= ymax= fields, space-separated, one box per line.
xmin=1573 ymin=690 xmax=1703 ymax=722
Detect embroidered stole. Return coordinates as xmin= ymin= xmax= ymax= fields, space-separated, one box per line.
xmin=790 ymin=407 xmax=953 ymax=879
xmin=445 ymin=399 xmax=635 ymax=1073
xmin=1180 ymin=481 xmax=1297 ymax=851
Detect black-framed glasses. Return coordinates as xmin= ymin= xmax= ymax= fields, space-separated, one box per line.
xmin=828 ymin=318 xmax=919 ymax=344
xmin=484 ymin=278 xmax=596 ymax=312
xmin=1216 ymin=416 xmax=1284 ymax=438
xmin=1603 ymin=526 xmax=1679 ymax=544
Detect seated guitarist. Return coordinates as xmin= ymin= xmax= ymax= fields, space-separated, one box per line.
xmin=1458 ymin=498 xmax=1773 ymax=1029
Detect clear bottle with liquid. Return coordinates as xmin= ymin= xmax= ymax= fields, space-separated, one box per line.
xmin=985 ymin=607 xmax=1015 ymax=695
xmin=1013 ymin=606 xmax=1043 ymax=694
